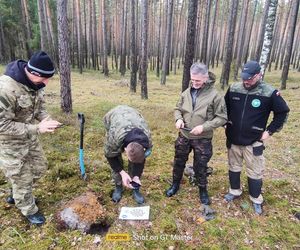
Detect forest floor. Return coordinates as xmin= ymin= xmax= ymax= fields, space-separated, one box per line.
xmin=0 ymin=65 xmax=299 ymax=250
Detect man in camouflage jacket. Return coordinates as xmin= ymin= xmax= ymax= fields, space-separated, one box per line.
xmin=103 ymin=105 xmax=152 ymax=204
xmin=224 ymin=61 xmax=290 ymax=215
xmin=0 ymin=51 xmax=61 ymax=225
xmin=166 ymin=62 xmax=227 ymax=205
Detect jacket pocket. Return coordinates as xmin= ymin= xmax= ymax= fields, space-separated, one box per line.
xmin=252 ymin=141 xmax=265 ymax=156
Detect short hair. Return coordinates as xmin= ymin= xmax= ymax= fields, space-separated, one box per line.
xmin=126 ymin=142 xmax=145 ymax=163
xmin=190 ymin=62 xmax=208 ymax=75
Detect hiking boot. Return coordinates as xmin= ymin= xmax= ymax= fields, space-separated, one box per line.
xmin=6 ymin=196 xmax=15 ymax=204
xmin=224 ymin=193 xmax=240 ymax=202
xmin=199 ymin=187 xmax=211 ymax=205
xmin=26 ymin=212 xmax=46 ymax=225
xmin=166 ymin=183 xmax=180 ymax=197
xmin=132 ymin=189 xmax=145 ymax=204
xmin=112 ymin=185 xmax=123 ymax=203
xmin=253 ymin=203 xmax=262 ymax=215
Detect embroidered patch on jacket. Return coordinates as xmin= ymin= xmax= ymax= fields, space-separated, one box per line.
xmin=251 ymin=99 xmax=261 ymax=108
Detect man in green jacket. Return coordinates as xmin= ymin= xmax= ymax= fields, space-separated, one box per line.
xmin=166 ymin=62 xmax=227 ymax=205
xmin=103 ymin=105 xmax=152 ymax=204
xmin=0 ymin=51 xmax=61 ymax=225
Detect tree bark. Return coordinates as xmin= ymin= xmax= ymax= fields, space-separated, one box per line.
xmin=259 ymin=0 xmax=278 ymax=77
xmin=57 ymin=0 xmax=72 ymax=113
xmin=182 ymin=0 xmax=198 ymax=92
xmin=140 ymin=0 xmax=148 ymax=99
xmin=281 ymin=0 xmax=300 ymax=89
xmin=101 ymin=0 xmax=109 ymax=76
xmin=233 ymin=0 xmax=249 ymax=80
xmin=37 ymin=0 xmax=48 ymax=51
xmin=255 ymin=0 xmax=271 ymax=61
xmin=20 ymin=0 xmax=32 ymax=58
xmin=220 ymin=0 xmax=239 ymax=89
xmin=130 ymin=0 xmax=137 ymax=92
xmin=161 ymin=0 xmax=174 ymax=85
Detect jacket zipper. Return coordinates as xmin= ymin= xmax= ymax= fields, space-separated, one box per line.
xmin=238 ymin=91 xmax=248 ymax=142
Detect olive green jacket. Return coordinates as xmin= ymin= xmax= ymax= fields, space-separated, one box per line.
xmin=174 ymin=72 xmax=227 ymax=139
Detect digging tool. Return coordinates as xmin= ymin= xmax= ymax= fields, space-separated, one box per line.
xmin=78 ymin=113 xmax=87 ymax=180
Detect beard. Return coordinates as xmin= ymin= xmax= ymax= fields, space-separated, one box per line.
xmin=243 ymin=81 xmax=259 ymax=90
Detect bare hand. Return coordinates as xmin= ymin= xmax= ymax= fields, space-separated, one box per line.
xmin=38 ymin=116 xmax=62 ymax=133
xmin=260 ymin=131 xmax=270 ymax=141
xmin=190 ymin=125 xmax=204 ymax=135
xmin=175 ymin=119 xmax=184 ymax=129
xmin=120 ymin=170 xmax=133 ymax=188
xmin=132 ymin=176 xmax=141 ymax=186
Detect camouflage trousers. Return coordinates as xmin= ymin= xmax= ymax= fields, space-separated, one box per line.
xmin=172 ymin=133 xmax=213 ymax=187
xmin=0 ymin=135 xmax=47 ymax=216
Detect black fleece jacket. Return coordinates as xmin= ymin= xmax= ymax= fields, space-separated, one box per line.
xmin=225 ymin=81 xmax=290 ymax=146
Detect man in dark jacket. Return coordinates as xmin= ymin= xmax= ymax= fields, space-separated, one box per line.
xmin=103 ymin=105 xmax=152 ymax=204
xmin=224 ymin=61 xmax=290 ymax=215
xmin=0 ymin=51 xmax=61 ymax=225
xmin=165 ymin=62 xmax=227 ymax=205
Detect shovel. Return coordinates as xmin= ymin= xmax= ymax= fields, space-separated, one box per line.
xmin=78 ymin=113 xmax=87 ymax=180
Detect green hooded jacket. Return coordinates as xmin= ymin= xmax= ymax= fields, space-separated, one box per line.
xmin=174 ymin=72 xmax=227 ymax=139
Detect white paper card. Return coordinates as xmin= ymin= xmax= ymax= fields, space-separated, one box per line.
xmin=119 ymin=206 xmax=150 ymax=220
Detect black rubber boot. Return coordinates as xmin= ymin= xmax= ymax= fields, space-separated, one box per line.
xmin=112 ymin=185 xmax=123 ymax=203
xmin=166 ymin=182 xmax=180 ymax=197
xmin=199 ymin=186 xmax=211 ymax=205
xmin=26 ymin=211 xmax=46 ymax=225
xmin=132 ymin=189 xmax=145 ymax=204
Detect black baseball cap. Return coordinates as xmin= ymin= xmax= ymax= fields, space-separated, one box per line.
xmin=241 ymin=61 xmax=261 ymax=80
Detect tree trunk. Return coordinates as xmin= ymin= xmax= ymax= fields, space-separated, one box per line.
xmin=75 ymin=0 xmax=83 ymax=73
xmin=37 ymin=0 xmax=48 ymax=51
xmin=220 ymin=0 xmax=239 ymax=89
xmin=140 ymin=0 xmax=148 ymax=99
xmin=156 ymin=0 xmax=162 ymax=77
xmin=233 ymin=0 xmax=249 ymax=80
xmin=259 ymin=0 xmax=278 ymax=77
xmin=102 ymin=0 xmax=109 ymax=76
xmin=130 ymin=0 xmax=137 ymax=92
xmin=281 ymin=0 xmax=300 ymax=89
xmin=201 ymin=0 xmax=211 ymax=65
xmin=120 ymin=0 xmax=128 ymax=76
xmin=57 ymin=0 xmax=72 ymax=113
xmin=275 ymin=1 xmax=291 ymax=70
xmin=243 ymin=0 xmax=258 ymax=64
xmin=161 ymin=0 xmax=174 ymax=85
xmin=255 ymin=0 xmax=271 ymax=61
xmin=20 ymin=0 xmax=32 ymax=58
xmin=182 ymin=0 xmax=198 ymax=92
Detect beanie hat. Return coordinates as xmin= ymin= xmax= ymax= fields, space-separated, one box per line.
xmin=26 ymin=51 xmax=55 ymax=78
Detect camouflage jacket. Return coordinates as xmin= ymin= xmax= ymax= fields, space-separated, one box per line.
xmin=0 ymin=75 xmax=48 ymax=139
xmin=174 ymin=72 xmax=227 ymax=139
xmin=103 ymin=105 xmax=152 ymax=158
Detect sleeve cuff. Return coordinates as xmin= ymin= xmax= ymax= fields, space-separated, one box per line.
xmin=27 ymin=124 xmax=39 ymax=135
